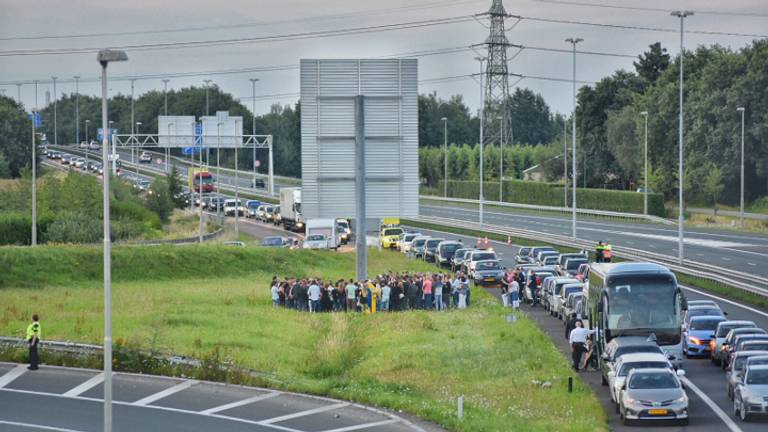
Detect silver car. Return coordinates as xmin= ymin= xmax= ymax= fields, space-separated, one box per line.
xmin=727 ymin=350 xmax=768 ymax=401
xmin=608 ymin=353 xmax=673 ymax=405
xmin=711 ymin=321 xmax=757 ymax=366
xmin=619 ymin=368 xmax=689 ymax=425
xmin=733 ymin=364 xmax=768 ymax=421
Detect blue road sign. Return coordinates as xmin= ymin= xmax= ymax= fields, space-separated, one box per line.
xmin=97 ymin=128 xmax=118 ymax=142
xmin=28 ymin=112 xmax=42 ymax=128
xmin=183 ymin=123 xmax=203 ymax=154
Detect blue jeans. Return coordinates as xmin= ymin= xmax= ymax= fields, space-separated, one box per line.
xmin=434 ymin=294 xmax=443 ymax=311
xmin=465 ymin=288 xmax=471 ymax=307
xmin=379 ymin=300 xmax=389 ymax=311
xmin=310 ymin=300 xmax=320 ymax=312
xmin=424 ymin=293 xmax=433 ymax=310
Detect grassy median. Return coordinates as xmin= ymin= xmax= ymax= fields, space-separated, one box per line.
xmin=0 ymin=244 xmax=606 ymax=431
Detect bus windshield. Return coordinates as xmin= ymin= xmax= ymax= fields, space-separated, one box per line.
xmin=606 ymin=275 xmax=681 ymax=344
xmin=195 ymin=176 xmax=214 ymax=185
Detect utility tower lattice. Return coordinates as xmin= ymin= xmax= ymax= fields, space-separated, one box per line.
xmin=477 ymin=0 xmax=520 ymax=148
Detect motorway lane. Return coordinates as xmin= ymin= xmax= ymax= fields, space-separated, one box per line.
xmin=407 ymin=225 xmax=768 ymax=431
xmin=419 ymin=203 xmax=768 ymax=278
xmin=0 ymin=364 xmax=433 ymax=432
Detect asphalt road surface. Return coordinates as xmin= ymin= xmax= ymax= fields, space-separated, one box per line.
xmin=409 ymin=225 xmax=768 ymax=432
xmin=419 ymin=203 xmax=768 ymax=279
xmin=0 ymin=363 xmax=435 ymax=432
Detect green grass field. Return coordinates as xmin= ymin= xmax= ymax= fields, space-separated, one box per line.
xmin=0 ymin=244 xmax=605 ymax=431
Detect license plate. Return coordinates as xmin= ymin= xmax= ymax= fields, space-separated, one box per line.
xmin=648 ymin=409 xmax=668 ymax=415
xmin=484 ymin=278 xmax=495 ymax=282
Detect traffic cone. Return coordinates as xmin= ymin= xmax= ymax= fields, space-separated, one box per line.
xmin=507 ymin=236 xmax=512 ymax=245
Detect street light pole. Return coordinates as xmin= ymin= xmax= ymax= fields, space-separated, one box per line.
xmin=249 ymin=78 xmax=259 ymax=189
xmin=137 ymin=122 xmax=143 ymax=177
xmin=16 ymin=83 xmax=22 ymax=103
xmin=162 ymin=79 xmax=170 ymax=115
xmin=234 ymin=119 xmax=240 ymax=239
xmin=498 ymin=115 xmax=504 ymax=202
xmin=641 ymin=111 xmax=649 ymax=215
xmin=216 ymin=122 xmax=222 ymax=221
xmin=563 ymin=119 xmax=568 ymax=207
xmin=203 ymin=79 xmax=212 ymax=166
xmin=52 ymin=77 xmax=58 ymax=145
xmin=97 ymin=48 xmax=128 ymax=432
xmin=441 ymin=117 xmax=448 ymax=198
xmin=74 ymin=76 xmax=80 ymax=145
xmin=737 ymin=106 xmax=745 ymax=227
xmin=108 ymin=120 xmax=116 ymax=175
xmin=475 ymin=56 xmax=486 ymax=226
xmin=566 ymin=37 xmax=583 ymax=240
xmin=33 ymin=80 xmax=38 ymax=110
xmin=671 ymin=11 xmax=692 ymax=265
xmin=31 ymin=110 xmax=37 ymax=246
xmin=85 ymin=120 xmax=90 ymax=165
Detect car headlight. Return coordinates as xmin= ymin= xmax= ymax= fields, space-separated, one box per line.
xmin=674 ymin=395 xmax=688 ymax=404
xmin=625 ymin=397 xmax=636 ymax=405
xmin=689 ymin=336 xmax=701 ymax=345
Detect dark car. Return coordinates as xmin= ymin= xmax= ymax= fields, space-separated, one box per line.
xmin=515 ymin=247 xmax=532 ymax=264
xmin=472 ymin=260 xmax=505 ymax=287
xmin=423 ymin=238 xmax=445 ymax=263
xmin=208 ymin=197 xmax=226 ymax=212
xmin=452 ymin=248 xmax=474 ymax=272
xmin=252 ymin=178 xmax=266 ymax=189
xmin=561 ymin=258 xmax=589 ymax=277
xmin=436 ymin=241 xmax=462 ymax=268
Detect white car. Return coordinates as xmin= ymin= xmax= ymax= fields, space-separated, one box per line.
xmin=139 ymin=151 xmax=152 ymax=163
xmin=303 ymin=234 xmax=329 ymax=250
xmin=608 ymin=352 xmax=674 ymax=406
xmin=465 ymin=249 xmax=498 ymax=277
xmin=399 ymin=232 xmax=422 ymax=253
xmin=224 ymin=199 xmax=244 ymax=216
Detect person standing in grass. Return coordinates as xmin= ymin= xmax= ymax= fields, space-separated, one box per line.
xmin=308 ymin=279 xmax=321 ymax=313
xmin=433 ymin=275 xmax=444 ymax=311
xmin=380 ymin=281 xmax=391 ymax=312
xmin=26 ymin=314 xmax=41 ymax=370
xmin=271 ymin=283 xmax=280 ymax=307
xmin=345 ymin=279 xmax=357 ymax=312
xmin=422 ymin=274 xmax=433 ymax=310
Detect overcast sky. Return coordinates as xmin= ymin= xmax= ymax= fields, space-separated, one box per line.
xmin=1 ymin=0 xmax=766 ymax=117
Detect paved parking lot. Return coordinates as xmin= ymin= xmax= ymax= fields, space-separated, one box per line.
xmin=0 ymin=363 xmax=432 ymax=432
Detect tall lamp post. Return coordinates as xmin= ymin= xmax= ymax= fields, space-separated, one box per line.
xmin=497 ymin=115 xmax=504 ymax=202
xmin=475 ymin=56 xmax=486 ymax=226
xmin=97 ymin=48 xmax=128 ymax=432
xmin=52 ymin=76 xmax=58 ymax=145
xmin=136 ymin=122 xmax=143 ymax=177
xmin=203 ymin=79 xmax=213 ymax=165
xmin=249 ymin=78 xmax=260 ymax=189
xmin=563 ymin=119 xmax=568 ymax=207
xmin=441 ymin=117 xmax=448 ymax=197
xmin=162 ymin=79 xmax=170 ymax=170
xmin=565 ymin=37 xmax=583 ymax=240
xmin=31 ymin=110 xmax=37 ymax=246
xmin=737 ymin=106 xmax=745 ymax=227
xmin=671 ymin=10 xmax=693 ymax=264
xmin=84 ymin=119 xmax=90 ymax=165
xmin=640 ymin=111 xmax=649 ymax=215
xmin=74 ymin=76 xmax=80 ymax=145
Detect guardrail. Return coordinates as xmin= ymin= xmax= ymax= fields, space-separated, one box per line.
xmin=420 ymin=195 xmax=675 ymax=225
xmin=414 ymin=215 xmax=768 ymax=298
xmin=123 ymin=227 xmax=224 ymax=245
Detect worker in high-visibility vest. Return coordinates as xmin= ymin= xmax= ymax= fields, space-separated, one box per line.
xmin=603 ymin=243 xmax=613 ymax=263
xmin=26 ymin=314 xmax=41 ymax=370
xmin=595 ymin=241 xmax=605 ymax=263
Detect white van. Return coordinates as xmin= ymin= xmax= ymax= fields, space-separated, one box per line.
xmin=304 ymin=219 xmax=339 ymax=250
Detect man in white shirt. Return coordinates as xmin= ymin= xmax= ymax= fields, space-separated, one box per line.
xmin=308 ymin=280 xmax=321 ymax=313
xmin=568 ymin=320 xmax=596 ymax=371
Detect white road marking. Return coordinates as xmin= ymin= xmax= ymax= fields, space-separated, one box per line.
xmin=681 ymin=377 xmax=742 ymax=432
xmin=62 ymin=372 xmax=104 ymax=397
xmin=200 ymin=391 xmax=280 ymax=414
xmin=697 ymin=253 xmax=705 ymax=257
xmin=0 ymin=364 xmax=27 ymax=388
xmin=259 ymin=402 xmax=350 ymax=425
xmin=320 ymin=419 xmax=399 ymax=432
xmin=722 ymin=257 xmax=731 ymax=261
xmin=0 ymin=420 xmax=88 ymax=432
xmin=748 ymin=262 xmax=757 ymax=266
xmin=626 ymin=241 xmax=635 ymax=245
xmin=133 ymin=379 xmax=198 ymax=406
xmin=680 ymin=285 xmax=768 ymax=319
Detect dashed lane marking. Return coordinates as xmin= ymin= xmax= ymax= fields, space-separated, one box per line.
xmin=0 ymin=420 xmax=88 ymax=432
xmin=134 ymin=379 xmax=198 ymax=406
xmin=200 ymin=391 xmax=280 ymax=415
xmin=259 ymin=402 xmax=350 ymax=425
xmin=0 ymin=364 xmax=27 ymax=388
xmin=62 ymin=372 xmax=104 ymax=397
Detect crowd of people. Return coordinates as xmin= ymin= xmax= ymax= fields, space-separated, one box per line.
xmin=269 ymin=272 xmax=477 ymax=313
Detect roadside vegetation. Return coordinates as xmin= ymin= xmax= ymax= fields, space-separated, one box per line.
xmin=0 ymin=245 xmax=606 ymax=431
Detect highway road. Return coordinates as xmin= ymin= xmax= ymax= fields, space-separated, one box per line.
xmin=409 ymin=225 xmax=768 ymax=432
xmin=419 ymin=203 xmax=768 ymax=279
xmin=0 ymin=363 xmax=433 ymax=432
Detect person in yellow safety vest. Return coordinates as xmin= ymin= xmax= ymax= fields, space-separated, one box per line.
xmin=603 ymin=243 xmax=613 ymax=263
xmin=595 ymin=241 xmax=605 ymax=263
xmin=26 ymin=314 xmax=41 ymax=370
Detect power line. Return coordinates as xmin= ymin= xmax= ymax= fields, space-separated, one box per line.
xmin=532 ymin=0 xmax=768 ymax=19
xmin=0 ymin=0 xmax=485 ymax=42
xmin=0 ymin=44 xmax=636 ymax=85
xmin=0 ymin=15 xmax=476 ymax=57
xmin=521 ymin=15 xmax=768 ymax=39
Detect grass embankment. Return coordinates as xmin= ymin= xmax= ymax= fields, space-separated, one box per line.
xmin=405 ymin=220 xmax=768 ymax=311
xmin=0 ymin=245 xmax=605 ymax=432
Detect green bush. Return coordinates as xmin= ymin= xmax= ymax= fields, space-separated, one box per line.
xmin=0 ymin=212 xmax=54 ymax=245
xmin=44 ymin=211 xmax=103 ymax=244
xmin=435 ymin=180 xmax=666 ymax=217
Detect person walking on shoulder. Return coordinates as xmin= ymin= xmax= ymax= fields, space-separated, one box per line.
xmin=27 ymin=314 xmax=41 ymax=370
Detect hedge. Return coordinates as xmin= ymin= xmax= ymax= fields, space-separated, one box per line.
xmin=0 ymin=212 xmax=54 ymax=246
xmin=434 ymin=180 xmax=666 ymax=217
